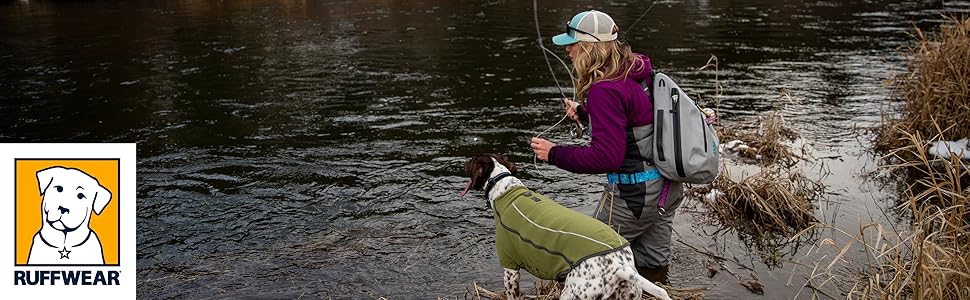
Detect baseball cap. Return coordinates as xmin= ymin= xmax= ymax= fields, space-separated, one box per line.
xmin=552 ymin=10 xmax=619 ymax=46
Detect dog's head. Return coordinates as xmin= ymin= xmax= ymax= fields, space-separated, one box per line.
xmin=36 ymin=167 xmax=112 ymax=233
xmin=460 ymin=153 xmax=518 ymax=197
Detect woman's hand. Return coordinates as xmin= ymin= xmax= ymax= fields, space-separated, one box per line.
xmin=563 ymin=98 xmax=580 ymax=121
xmin=530 ymin=137 xmax=557 ymax=161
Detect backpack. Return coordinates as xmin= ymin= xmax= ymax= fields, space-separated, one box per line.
xmin=647 ymin=72 xmax=720 ymax=184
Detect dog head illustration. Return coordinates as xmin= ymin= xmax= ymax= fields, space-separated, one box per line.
xmin=36 ymin=167 xmax=112 ymax=233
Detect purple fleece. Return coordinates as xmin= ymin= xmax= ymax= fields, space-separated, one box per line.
xmin=548 ymin=54 xmax=653 ymax=174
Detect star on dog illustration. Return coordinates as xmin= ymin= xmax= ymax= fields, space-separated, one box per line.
xmin=58 ymin=246 xmax=71 ymax=259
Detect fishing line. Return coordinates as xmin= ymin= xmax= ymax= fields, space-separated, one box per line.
xmin=533 ymin=46 xmax=578 ymax=138
xmin=531 ymin=0 xmax=582 ymax=170
xmin=528 ymin=1 xmax=656 ymax=169
xmin=532 ymin=0 xmax=574 ymax=104
xmin=622 ymin=2 xmax=657 ymax=37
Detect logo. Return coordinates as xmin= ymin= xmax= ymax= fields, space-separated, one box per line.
xmin=17 ymin=161 xmax=119 ymax=267
xmin=3 ymin=144 xmax=135 ymax=298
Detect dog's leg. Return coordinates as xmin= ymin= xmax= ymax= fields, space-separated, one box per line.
xmin=559 ymin=282 xmax=580 ymax=300
xmin=603 ymin=250 xmax=640 ymax=300
xmin=560 ymin=260 xmax=585 ymax=300
xmin=562 ymin=257 xmax=613 ymax=300
xmin=610 ymin=280 xmax=640 ymax=300
xmin=617 ymin=266 xmax=669 ymax=300
xmin=503 ymin=268 xmax=521 ymax=300
xmin=617 ymin=248 xmax=671 ymax=300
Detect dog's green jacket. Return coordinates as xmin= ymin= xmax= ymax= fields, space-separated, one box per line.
xmin=493 ymin=186 xmax=629 ymax=280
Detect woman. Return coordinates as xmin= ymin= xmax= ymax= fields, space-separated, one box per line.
xmin=529 ymin=10 xmax=683 ymax=278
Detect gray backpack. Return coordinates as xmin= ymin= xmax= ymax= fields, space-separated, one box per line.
xmin=648 ymin=72 xmax=720 ymax=184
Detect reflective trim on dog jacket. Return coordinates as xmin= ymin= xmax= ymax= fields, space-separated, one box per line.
xmin=493 ymin=186 xmax=629 ymax=280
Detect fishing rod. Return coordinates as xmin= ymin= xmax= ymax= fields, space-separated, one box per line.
xmin=532 ymin=0 xmax=583 ymax=140
xmin=530 ymin=0 xmax=656 ymax=138
xmin=529 ymin=1 xmax=657 ymax=168
xmin=623 ymin=2 xmax=656 ymax=37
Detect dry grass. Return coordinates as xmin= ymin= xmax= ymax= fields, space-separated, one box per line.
xmin=701 ymin=165 xmax=824 ymax=239
xmin=879 ymin=128 xmax=970 ymax=299
xmin=718 ymin=111 xmax=801 ymax=165
xmin=687 ymin=57 xmax=822 ymax=274
xmin=797 ymin=126 xmax=969 ymax=299
xmin=467 ymin=280 xmax=560 ymax=300
xmin=868 ymin=16 xmax=970 ymax=299
xmin=693 ymin=106 xmax=821 ymax=241
xmin=875 ymin=16 xmax=970 ymax=152
xmin=467 ymin=280 xmax=705 ymax=300
xmin=799 ymin=17 xmax=970 ymax=297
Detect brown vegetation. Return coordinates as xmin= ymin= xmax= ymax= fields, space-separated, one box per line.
xmin=718 ymin=111 xmax=801 ymax=166
xmin=875 ymin=16 xmax=970 ymax=153
xmin=870 ymin=17 xmax=970 ymax=299
xmin=800 ymin=16 xmax=970 ymax=300
xmin=704 ymin=166 xmax=824 ymax=238
xmin=694 ymin=107 xmax=821 ymax=242
xmin=879 ymin=127 xmax=969 ymax=299
xmin=798 ymin=126 xmax=969 ymax=299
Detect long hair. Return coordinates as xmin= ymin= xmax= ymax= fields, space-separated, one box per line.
xmin=572 ymin=40 xmax=642 ymax=104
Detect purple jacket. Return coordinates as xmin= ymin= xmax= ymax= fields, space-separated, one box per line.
xmin=548 ymin=54 xmax=654 ymax=174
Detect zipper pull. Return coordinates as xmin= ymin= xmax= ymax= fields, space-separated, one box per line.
xmin=671 ymin=88 xmax=680 ymax=112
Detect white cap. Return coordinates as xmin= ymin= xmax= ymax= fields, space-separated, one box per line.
xmin=552 ymin=10 xmax=618 ymax=46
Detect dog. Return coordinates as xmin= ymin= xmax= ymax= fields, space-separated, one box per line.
xmin=27 ymin=166 xmax=112 ymax=265
xmin=461 ymin=154 xmax=671 ymax=300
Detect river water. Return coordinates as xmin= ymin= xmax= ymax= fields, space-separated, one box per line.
xmin=2 ymin=0 xmax=968 ymax=299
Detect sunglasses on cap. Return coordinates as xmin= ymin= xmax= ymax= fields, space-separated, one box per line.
xmin=566 ymin=21 xmax=601 ymax=42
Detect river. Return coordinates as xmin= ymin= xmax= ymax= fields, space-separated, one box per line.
xmin=2 ymin=0 xmax=968 ymax=298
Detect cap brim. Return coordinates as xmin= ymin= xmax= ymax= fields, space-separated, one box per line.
xmin=552 ymin=33 xmax=578 ymax=46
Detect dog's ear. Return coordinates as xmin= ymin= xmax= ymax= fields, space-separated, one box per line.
xmin=489 ymin=154 xmax=518 ymax=176
xmin=91 ymin=184 xmax=112 ymax=215
xmin=36 ymin=167 xmax=66 ymax=196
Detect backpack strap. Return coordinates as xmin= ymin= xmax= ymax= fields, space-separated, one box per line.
xmin=642 ymin=71 xmax=654 ymax=92
xmin=657 ymin=178 xmax=671 ymax=215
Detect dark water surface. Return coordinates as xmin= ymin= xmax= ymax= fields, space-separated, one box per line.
xmin=2 ymin=0 xmax=969 ymax=298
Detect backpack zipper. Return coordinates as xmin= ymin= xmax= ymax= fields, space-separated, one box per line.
xmin=701 ymin=116 xmax=709 ymax=153
xmin=655 ymin=78 xmax=666 ymax=162
xmin=656 ymin=113 xmax=665 ymax=161
xmin=671 ymin=88 xmax=685 ymax=178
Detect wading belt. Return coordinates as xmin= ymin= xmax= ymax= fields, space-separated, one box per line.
xmin=605 ymin=168 xmax=671 ymax=215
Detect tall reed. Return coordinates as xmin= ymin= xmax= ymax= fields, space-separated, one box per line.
xmin=876 ymin=16 xmax=970 ymax=152
xmin=879 ymin=127 xmax=969 ymax=299
xmin=802 ymin=127 xmax=969 ymax=299
xmin=802 ymin=16 xmax=970 ymax=300
xmin=875 ymin=17 xmax=970 ymax=298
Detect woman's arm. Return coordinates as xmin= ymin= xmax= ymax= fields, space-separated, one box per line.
xmin=547 ymin=85 xmax=627 ymax=174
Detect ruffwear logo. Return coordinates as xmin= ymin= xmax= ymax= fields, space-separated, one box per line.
xmin=3 ymin=144 xmax=135 ymax=298
xmin=16 ymin=161 xmax=120 ymax=278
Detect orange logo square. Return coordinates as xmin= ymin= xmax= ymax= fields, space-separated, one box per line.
xmin=14 ymin=159 xmax=120 ymax=266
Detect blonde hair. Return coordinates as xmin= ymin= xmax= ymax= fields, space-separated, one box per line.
xmin=571 ymin=40 xmax=641 ymax=104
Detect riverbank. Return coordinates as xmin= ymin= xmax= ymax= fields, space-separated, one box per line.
xmin=801 ymin=16 xmax=970 ymax=300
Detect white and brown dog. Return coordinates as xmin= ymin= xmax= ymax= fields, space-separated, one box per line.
xmin=461 ymin=154 xmax=671 ymax=300
xmin=27 ymin=166 xmax=112 ymax=265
